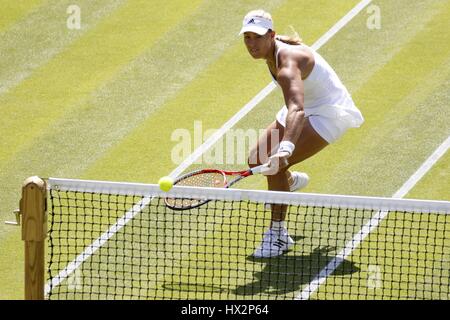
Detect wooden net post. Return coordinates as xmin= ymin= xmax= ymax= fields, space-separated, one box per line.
xmin=21 ymin=176 xmax=47 ymax=300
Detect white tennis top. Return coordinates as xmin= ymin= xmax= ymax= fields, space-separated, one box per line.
xmin=271 ymin=40 xmax=364 ymax=128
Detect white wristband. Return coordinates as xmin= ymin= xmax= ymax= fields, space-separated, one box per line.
xmin=278 ymin=140 xmax=295 ymax=157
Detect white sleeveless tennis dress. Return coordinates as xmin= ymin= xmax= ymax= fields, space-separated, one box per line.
xmin=272 ymin=40 xmax=364 ymax=143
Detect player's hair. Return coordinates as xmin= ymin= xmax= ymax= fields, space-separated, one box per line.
xmin=245 ymin=9 xmax=302 ymax=45
xmin=275 ymin=26 xmax=302 ymax=46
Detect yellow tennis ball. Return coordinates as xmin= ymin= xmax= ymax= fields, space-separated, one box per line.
xmin=158 ymin=176 xmax=174 ymax=192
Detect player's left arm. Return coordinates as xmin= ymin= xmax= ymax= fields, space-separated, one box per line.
xmin=262 ymin=51 xmax=305 ymax=176
xmin=276 ymin=50 xmax=306 ymax=152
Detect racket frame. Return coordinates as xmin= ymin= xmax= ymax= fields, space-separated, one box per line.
xmin=164 ymin=164 xmax=267 ymax=210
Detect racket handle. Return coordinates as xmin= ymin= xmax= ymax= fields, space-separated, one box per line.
xmin=250 ymin=164 xmax=271 ymax=175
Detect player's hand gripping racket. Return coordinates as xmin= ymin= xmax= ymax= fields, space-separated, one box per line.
xmin=164 ymin=164 xmax=269 ymax=210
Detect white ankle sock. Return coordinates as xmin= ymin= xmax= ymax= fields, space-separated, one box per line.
xmin=271 ymin=220 xmax=285 ymax=232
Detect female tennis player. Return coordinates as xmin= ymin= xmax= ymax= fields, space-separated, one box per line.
xmin=240 ymin=10 xmax=364 ymax=258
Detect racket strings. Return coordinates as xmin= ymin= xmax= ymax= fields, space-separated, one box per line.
xmin=165 ymin=172 xmax=227 ymax=210
xmin=176 ymin=172 xmax=226 ymax=188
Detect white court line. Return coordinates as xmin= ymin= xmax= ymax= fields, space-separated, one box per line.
xmin=45 ymin=0 xmax=372 ymax=295
xmin=169 ymin=82 xmax=275 ymax=178
xmin=311 ymin=0 xmax=373 ymax=51
xmin=296 ymin=135 xmax=450 ymax=300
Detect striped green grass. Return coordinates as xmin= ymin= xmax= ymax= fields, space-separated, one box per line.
xmin=408 ymin=153 xmax=449 ymax=201
xmin=0 ymin=0 xmax=448 ymax=299
xmin=0 ymin=0 xmax=127 ymax=96
xmin=0 ymin=0 xmax=202 ymax=166
xmin=0 ymin=0 xmax=46 ymax=32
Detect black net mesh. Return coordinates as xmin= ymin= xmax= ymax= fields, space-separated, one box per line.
xmin=46 ymin=185 xmax=450 ymax=300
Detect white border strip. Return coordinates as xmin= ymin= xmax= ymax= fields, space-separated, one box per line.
xmin=45 ymin=0 xmax=373 ymax=295
xmin=297 ymin=135 xmax=450 ymax=300
xmin=48 ymin=178 xmax=450 ymax=214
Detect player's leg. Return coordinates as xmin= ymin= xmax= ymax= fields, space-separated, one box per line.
xmin=247 ymin=121 xmax=296 ymax=216
xmin=285 ymin=116 xmax=329 ymax=166
xmin=248 ymin=117 xmax=328 ymax=188
xmin=267 ymin=117 xmax=328 ymax=220
xmin=248 ymin=120 xmax=281 ymax=169
xmin=251 ymin=118 xmax=328 ymax=258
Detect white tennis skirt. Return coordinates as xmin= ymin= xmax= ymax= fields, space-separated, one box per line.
xmin=276 ymin=96 xmax=364 ymax=143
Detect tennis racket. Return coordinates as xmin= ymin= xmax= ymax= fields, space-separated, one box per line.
xmin=164 ymin=164 xmax=269 ymax=210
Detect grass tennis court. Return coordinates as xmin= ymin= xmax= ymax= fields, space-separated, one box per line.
xmin=1 ymin=0 xmax=449 ymax=299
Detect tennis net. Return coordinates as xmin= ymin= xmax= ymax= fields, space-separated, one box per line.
xmin=41 ymin=177 xmax=449 ymax=300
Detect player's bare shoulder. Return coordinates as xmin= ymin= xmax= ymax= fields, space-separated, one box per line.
xmin=277 ymin=45 xmax=314 ymax=80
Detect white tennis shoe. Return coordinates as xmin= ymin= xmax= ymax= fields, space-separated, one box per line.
xmin=253 ymin=228 xmax=294 ymax=258
xmin=289 ymin=171 xmax=309 ymax=192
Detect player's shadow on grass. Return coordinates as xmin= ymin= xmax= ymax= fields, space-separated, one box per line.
xmin=233 ymin=239 xmax=360 ymax=298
